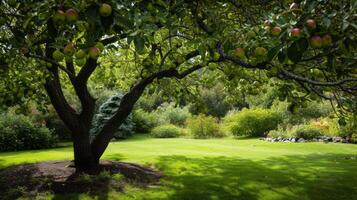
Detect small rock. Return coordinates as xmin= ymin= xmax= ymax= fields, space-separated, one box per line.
xmin=298 ymin=138 xmax=305 ymax=143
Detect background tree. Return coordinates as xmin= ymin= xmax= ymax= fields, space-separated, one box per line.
xmin=0 ymin=0 xmax=356 ymax=170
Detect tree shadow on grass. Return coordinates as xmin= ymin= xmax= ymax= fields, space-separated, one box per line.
xmin=155 ymin=153 xmax=357 ymax=200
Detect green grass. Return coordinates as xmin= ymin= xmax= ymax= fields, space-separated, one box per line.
xmin=1 ymin=135 xmax=357 ymax=200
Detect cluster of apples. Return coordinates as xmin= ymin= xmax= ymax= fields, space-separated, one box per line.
xmin=234 ymin=2 xmax=334 ymax=62
xmin=52 ymin=42 xmax=104 ymax=65
xmin=264 ymin=3 xmax=333 ymax=49
xmin=51 ymin=3 xmax=112 ymax=63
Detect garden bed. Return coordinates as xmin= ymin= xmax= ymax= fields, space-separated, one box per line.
xmin=0 ymin=160 xmax=162 ymax=199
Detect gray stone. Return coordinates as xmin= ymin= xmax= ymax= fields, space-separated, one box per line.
xmin=298 ymin=138 xmax=305 ymax=143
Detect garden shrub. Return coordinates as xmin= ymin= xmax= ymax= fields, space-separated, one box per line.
xmin=309 ymin=118 xmax=340 ymax=137
xmin=187 ymin=114 xmax=225 ymax=139
xmin=289 ymin=124 xmax=322 ymax=139
xmin=267 ymin=126 xmax=287 ymax=138
xmin=155 ymin=103 xmax=191 ymax=126
xmin=223 ymin=108 xmax=281 ymax=137
xmin=132 ymin=109 xmax=158 ymax=133
xmin=90 ymin=93 xmax=134 ymax=140
xmin=151 ymin=124 xmax=182 ymax=138
xmin=0 ymin=113 xmax=57 ymax=151
xmin=34 ymin=112 xmax=71 ymax=141
xmin=189 ymin=83 xmax=232 ymax=118
xmin=351 ymin=133 xmax=357 ymax=144
xmin=271 ymin=100 xmax=332 ymax=127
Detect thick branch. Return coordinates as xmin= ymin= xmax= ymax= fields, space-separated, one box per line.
xmin=281 ymin=69 xmax=357 ymax=86
xmin=76 ymin=59 xmax=98 ymax=84
xmin=44 ymin=67 xmax=79 ymax=131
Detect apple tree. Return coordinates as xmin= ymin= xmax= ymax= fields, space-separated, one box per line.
xmin=0 ymin=0 xmax=356 ymax=170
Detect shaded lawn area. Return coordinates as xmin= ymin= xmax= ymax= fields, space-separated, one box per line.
xmin=0 ymin=135 xmax=356 ymax=200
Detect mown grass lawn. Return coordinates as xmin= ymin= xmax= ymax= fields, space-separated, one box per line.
xmin=1 ymin=135 xmax=357 ymax=200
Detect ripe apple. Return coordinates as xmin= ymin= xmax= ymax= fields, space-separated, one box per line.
xmin=64 ymin=42 xmax=75 ymax=56
xmin=254 ymin=47 xmax=268 ymax=57
xmin=66 ymin=8 xmax=78 ymax=22
xmin=310 ymin=36 xmax=322 ymax=49
xmin=290 ymin=28 xmax=302 ymax=38
xmin=321 ymin=34 xmax=332 ymax=47
xmin=53 ymin=10 xmax=66 ymax=23
xmin=99 ymin=3 xmax=112 ymax=17
xmin=271 ymin=26 xmax=282 ymax=36
xmin=52 ymin=50 xmax=64 ymax=61
xmin=89 ymin=47 xmax=101 ymax=59
xmin=75 ymin=49 xmax=86 ymax=59
xmin=306 ymin=19 xmax=316 ymax=29
xmin=235 ymin=48 xmax=245 ymax=59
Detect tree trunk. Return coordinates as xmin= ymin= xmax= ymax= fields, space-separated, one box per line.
xmin=72 ymin=132 xmax=97 ymax=170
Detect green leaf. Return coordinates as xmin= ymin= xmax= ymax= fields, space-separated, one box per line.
xmin=278 ymin=49 xmax=286 ymax=64
xmin=267 ymin=45 xmax=282 ymax=61
xmin=134 ymin=37 xmax=145 ymax=54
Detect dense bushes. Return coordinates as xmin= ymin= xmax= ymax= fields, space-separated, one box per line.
xmin=132 ymin=109 xmax=157 ymax=133
xmin=290 ymin=125 xmax=322 ymax=139
xmin=151 ymin=124 xmax=182 ymax=138
xmin=223 ymin=108 xmax=281 ymax=137
xmin=0 ymin=113 xmax=57 ymax=151
xmin=271 ymin=100 xmax=332 ymax=127
xmin=155 ymin=103 xmax=191 ymax=126
xmin=187 ymin=115 xmax=225 ymax=139
xmin=189 ymin=83 xmax=232 ymax=118
xmin=268 ymin=124 xmax=322 ymax=140
xmin=34 ymin=112 xmax=71 ymax=141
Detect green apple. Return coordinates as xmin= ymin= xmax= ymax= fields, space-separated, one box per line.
xmin=95 ymin=42 xmax=105 ymax=51
xmin=75 ymin=49 xmax=86 ymax=59
xmin=53 ymin=10 xmax=66 ymax=23
xmin=52 ymin=50 xmax=64 ymax=61
xmin=254 ymin=47 xmax=268 ymax=57
xmin=99 ymin=3 xmax=112 ymax=17
xmin=75 ymin=58 xmax=86 ymax=66
xmin=235 ymin=48 xmax=245 ymax=59
xmin=321 ymin=34 xmax=332 ymax=47
xmin=176 ymin=56 xmax=185 ymax=64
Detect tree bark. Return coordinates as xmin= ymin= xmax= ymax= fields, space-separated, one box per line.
xmin=72 ymin=133 xmax=97 ymax=170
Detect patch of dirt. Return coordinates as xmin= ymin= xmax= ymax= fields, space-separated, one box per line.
xmin=0 ymin=160 xmax=162 ymax=199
